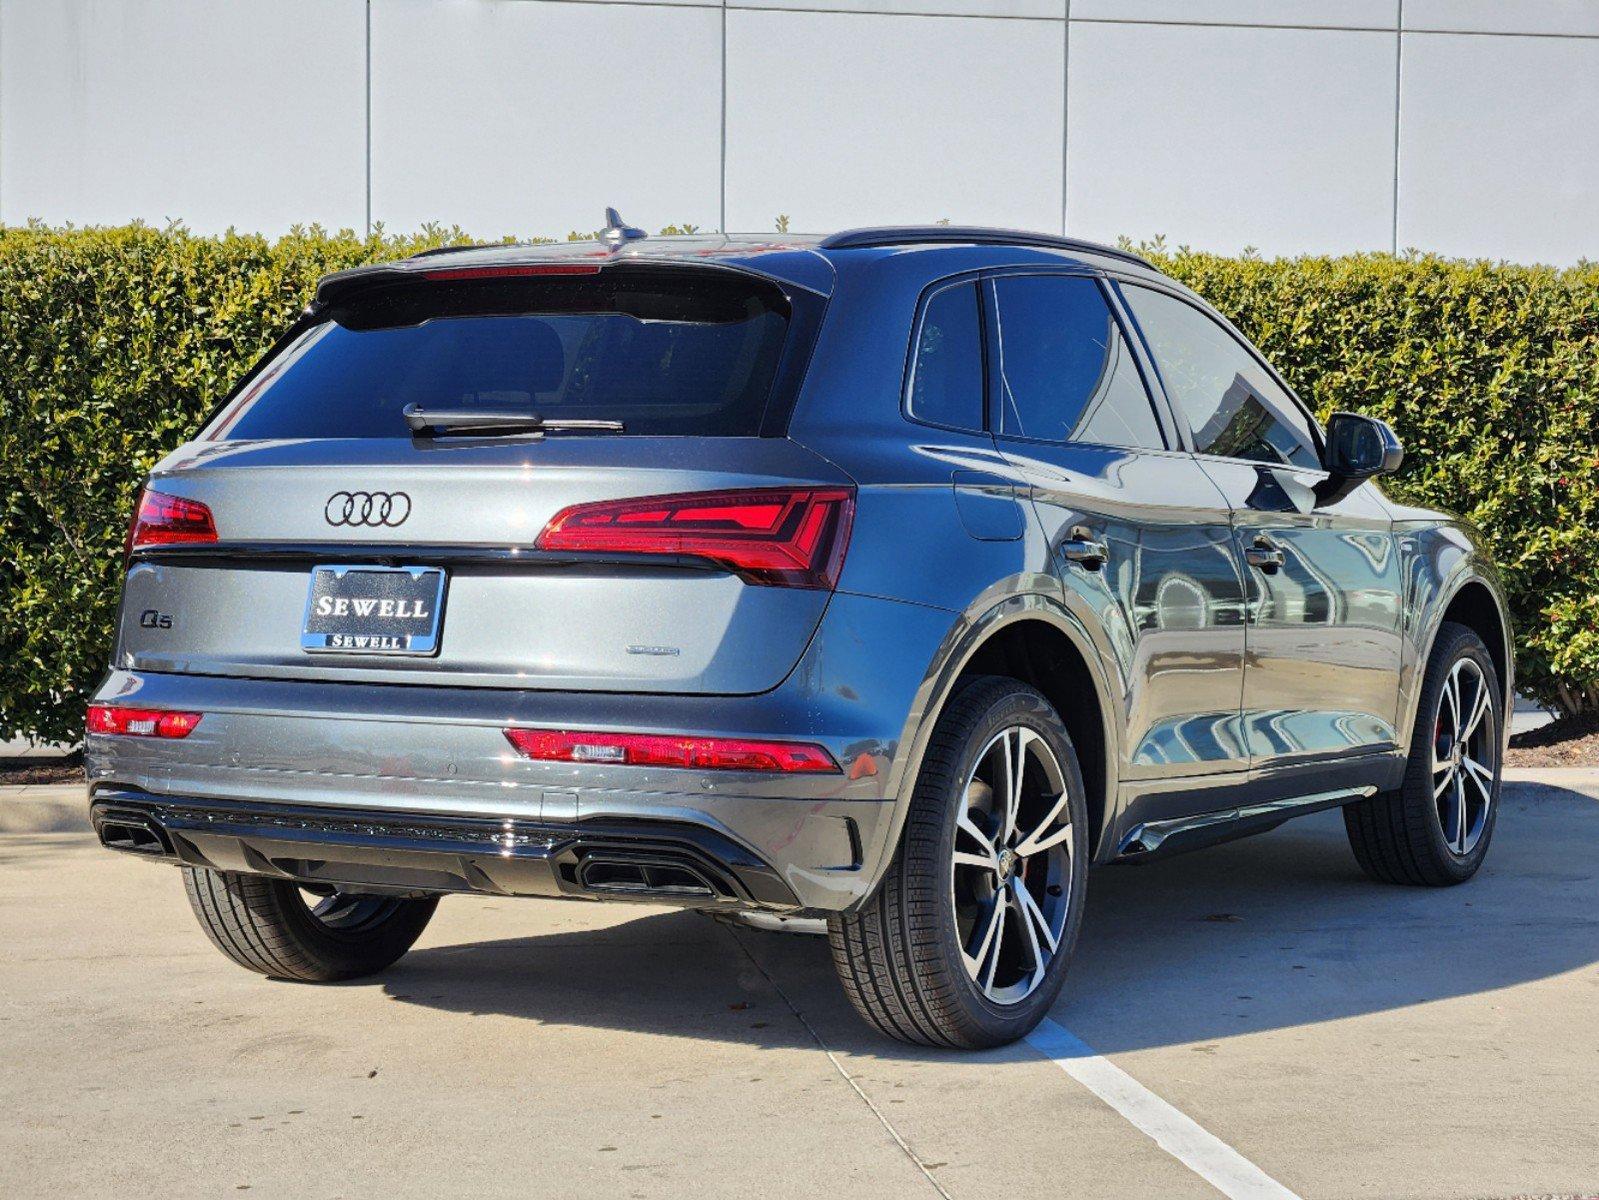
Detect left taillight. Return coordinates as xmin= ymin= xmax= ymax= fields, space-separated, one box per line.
xmin=535 ymin=487 xmax=854 ymax=590
xmin=124 ymin=487 xmax=217 ymax=565
xmin=87 ymin=705 xmax=203 ymax=739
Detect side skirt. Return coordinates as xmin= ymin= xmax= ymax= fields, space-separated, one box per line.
xmin=1113 ymin=785 xmax=1376 ymax=862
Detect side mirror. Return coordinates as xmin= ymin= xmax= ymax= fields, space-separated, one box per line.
xmin=1315 ymin=412 xmax=1403 ymax=505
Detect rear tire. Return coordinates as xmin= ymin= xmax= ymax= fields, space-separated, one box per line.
xmin=829 ymin=676 xmax=1089 ymax=1049
xmin=182 ymin=867 xmax=438 ymax=982
xmin=1343 ymin=622 xmax=1502 ymax=886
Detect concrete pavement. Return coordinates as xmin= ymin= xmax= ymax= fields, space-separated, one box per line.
xmin=2 ymin=778 xmax=1596 ymax=1200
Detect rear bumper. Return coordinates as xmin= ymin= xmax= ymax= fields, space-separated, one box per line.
xmin=85 ymin=592 xmax=959 ymax=912
xmin=92 ymin=788 xmax=800 ymax=909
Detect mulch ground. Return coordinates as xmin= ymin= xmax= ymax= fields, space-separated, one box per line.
xmin=1506 ymin=713 xmax=1599 ymax=769
xmin=0 ymin=752 xmax=84 ymax=787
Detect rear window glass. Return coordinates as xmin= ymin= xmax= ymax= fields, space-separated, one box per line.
xmin=214 ymin=268 xmax=793 ymax=440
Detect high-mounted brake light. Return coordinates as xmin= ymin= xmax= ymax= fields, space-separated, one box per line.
xmin=126 ymin=488 xmax=217 ymax=560
xmin=536 ymin=487 xmax=854 ymax=590
xmin=87 ymin=705 xmax=203 ymax=739
xmin=421 ymin=264 xmax=602 ymax=281
xmin=504 ymin=728 xmax=839 ymax=774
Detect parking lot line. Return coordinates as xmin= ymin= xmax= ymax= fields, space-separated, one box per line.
xmin=1027 ymin=1018 xmax=1301 ymax=1200
xmin=729 ymin=927 xmax=955 ymax=1199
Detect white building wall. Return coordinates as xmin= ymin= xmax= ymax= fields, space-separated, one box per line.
xmin=1 ymin=0 xmax=1594 ymax=263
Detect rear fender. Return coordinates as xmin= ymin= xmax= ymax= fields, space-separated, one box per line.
xmin=853 ymin=587 xmax=1121 ymax=903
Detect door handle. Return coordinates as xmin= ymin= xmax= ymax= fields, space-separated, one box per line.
xmin=1061 ymin=532 xmax=1109 ymax=571
xmin=1245 ymin=536 xmax=1285 ymax=574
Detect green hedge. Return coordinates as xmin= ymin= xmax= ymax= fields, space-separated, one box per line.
xmin=0 ymin=224 xmax=1594 ymax=744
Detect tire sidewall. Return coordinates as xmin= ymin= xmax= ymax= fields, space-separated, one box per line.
xmin=271 ymin=880 xmax=438 ymax=979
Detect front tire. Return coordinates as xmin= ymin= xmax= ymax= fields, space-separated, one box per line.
xmin=1343 ymin=622 xmax=1503 ymax=885
xmin=182 ymin=867 xmax=438 ymax=982
xmin=829 ymin=676 xmax=1089 ymax=1049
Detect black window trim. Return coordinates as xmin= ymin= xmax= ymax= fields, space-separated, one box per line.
xmin=977 ymin=266 xmax=1177 ymax=454
xmin=900 ymin=271 xmax=991 ymax=437
xmin=1107 ymin=276 xmax=1328 ymax=470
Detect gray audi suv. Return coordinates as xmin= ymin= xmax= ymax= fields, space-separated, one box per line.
xmin=88 ymin=219 xmax=1511 ymax=1048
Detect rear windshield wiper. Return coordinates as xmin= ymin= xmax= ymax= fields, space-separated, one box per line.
xmin=403 ymin=403 xmax=624 ymax=438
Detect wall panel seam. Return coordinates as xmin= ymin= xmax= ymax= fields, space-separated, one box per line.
xmin=365 ymin=0 xmax=373 ymax=235
xmin=1401 ymin=26 xmax=1599 ymax=40
xmin=1061 ymin=0 xmax=1069 ymax=235
xmin=0 ymin=0 xmax=5 ymax=219
xmin=733 ymin=5 xmax=1061 ymax=20
xmin=1069 ymin=16 xmax=1599 ymax=40
xmin=581 ymin=1 xmax=1063 ymax=19
xmin=1071 ymin=16 xmax=1393 ymax=33
xmin=1391 ymin=1 xmax=1402 ymax=253
xmin=720 ymin=0 xmax=727 ymax=232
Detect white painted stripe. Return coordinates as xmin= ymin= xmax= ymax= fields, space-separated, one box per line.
xmin=1026 ymin=1018 xmax=1302 ymax=1200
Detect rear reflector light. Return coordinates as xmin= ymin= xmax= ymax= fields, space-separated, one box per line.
xmin=87 ymin=705 xmax=203 ymax=739
xmin=536 ymin=487 xmax=854 ymax=589
xmin=126 ymin=488 xmax=217 ymax=556
xmin=421 ymin=264 xmax=601 ymax=280
xmin=504 ymin=728 xmax=839 ymax=774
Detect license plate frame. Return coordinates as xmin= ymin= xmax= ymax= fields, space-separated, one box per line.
xmin=300 ymin=564 xmax=448 ymax=656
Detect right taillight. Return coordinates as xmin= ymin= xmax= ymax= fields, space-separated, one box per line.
xmin=504 ymin=728 xmax=839 ymax=773
xmin=535 ymin=487 xmax=854 ymax=590
xmin=125 ymin=487 xmax=217 ymax=563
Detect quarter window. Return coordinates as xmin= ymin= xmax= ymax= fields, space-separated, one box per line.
xmin=907 ymin=282 xmax=985 ymax=432
xmin=990 ymin=274 xmax=1166 ymax=450
xmin=1119 ymin=285 xmax=1319 ymax=469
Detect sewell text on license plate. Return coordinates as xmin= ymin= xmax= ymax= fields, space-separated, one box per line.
xmin=301 ymin=565 xmax=447 ymax=655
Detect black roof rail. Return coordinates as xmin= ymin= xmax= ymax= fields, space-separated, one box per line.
xmin=817 ymin=226 xmax=1157 ymax=270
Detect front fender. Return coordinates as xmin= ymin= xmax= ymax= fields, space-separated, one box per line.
xmin=1395 ymin=520 xmax=1515 ymax=758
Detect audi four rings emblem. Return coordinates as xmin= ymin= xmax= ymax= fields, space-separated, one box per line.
xmin=324 ymin=491 xmax=411 ymax=527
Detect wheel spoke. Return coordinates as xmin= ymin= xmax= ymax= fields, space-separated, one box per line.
xmin=1434 ymin=765 xmax=1455 ymax=800
xmin=1462 ymin=673 xmax=1491 ymax=742
xmin=1015 ymin=788 xmax=1073 ymax=856
xmin=1462 ymin=755 xmax=1494 ymax=803
xmin=1011 ymin=884 xmax=1047 ymax=987
xmin=1453 ymin=774 xmax=1469 ymax=853
xmin=953 ymin=849 xmax=999 ymax=874
xmin=957 ymin=812 xmax=999 ymax=865
xmin=1013 ymin=877 xmax=1059 ymax=958
xmin=1444 ymin=665 xmax=1463 ymax=735
xmin=998 ymin=729 xmax=1024 ymax=844
xmin=1017 ymin=817 xmax=1073 ymax=857
xmin=980 ymin=891 xmax=1008 ymax=995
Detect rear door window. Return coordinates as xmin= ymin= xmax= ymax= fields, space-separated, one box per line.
xmin=1119 ymin=284 xmax=1320 ymax=469
xmin=213 ymin=267 xmax=796 ymax=440
xmin=906 ymin=281 xmax=985 ymax=432
xmin=989 ymin=274 xmax=1167 ymax=450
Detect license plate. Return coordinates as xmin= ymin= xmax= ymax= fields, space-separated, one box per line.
xmin=301 ymin=565 xmax=447 ymax=656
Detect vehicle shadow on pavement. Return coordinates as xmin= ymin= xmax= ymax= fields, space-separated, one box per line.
xmin=382 ymin=782 xmax=1599 ymax=1058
